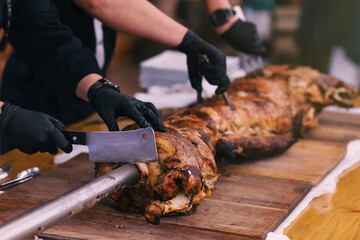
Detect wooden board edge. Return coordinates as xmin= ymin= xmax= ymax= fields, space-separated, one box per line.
xmin=261 ymin=181 xmax=312 ymax=239
xmin=320 ymin=111 xmax=360 ymax=126
xmin=312 ymin=150 xmax=347 ymax=186
xmin=37 ymin=233 xmax=85 ymax=240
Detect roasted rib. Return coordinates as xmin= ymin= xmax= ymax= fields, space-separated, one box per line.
xmin=95 ymin=65 xmax=357 ymax=224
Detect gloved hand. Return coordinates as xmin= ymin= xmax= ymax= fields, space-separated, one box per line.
xmin=88 ymin=84 xmax=165 ymax=132
xmin=221 ymin=19 xmax=266 ymax=55
xmin=176 ymin=29 xmax=230 ymax=94
xmin=0 ymin=102 xmax=72 ymax=155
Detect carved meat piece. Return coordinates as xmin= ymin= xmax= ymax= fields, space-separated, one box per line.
xmin=95 ymin=65 xmax=357 ymax=224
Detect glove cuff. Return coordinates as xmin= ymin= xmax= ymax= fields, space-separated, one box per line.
xmin=87 ymin=79 xmax=120 ymax=108
xmin=176 ymin=29 xmax=199 ymax=53
xmin=0 ymin=102 xmax=19 ymax=135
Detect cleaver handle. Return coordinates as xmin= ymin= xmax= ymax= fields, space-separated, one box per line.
xmin=61 ymin=131 xmax=87 ymax=145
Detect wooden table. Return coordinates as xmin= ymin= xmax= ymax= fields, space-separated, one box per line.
xmin=0 ymin=110 xmax=357 ymax=240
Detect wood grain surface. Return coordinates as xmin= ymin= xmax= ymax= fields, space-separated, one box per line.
xmin=0 ymin=111 xmax=355 ymax=240
xmin=305 ymin=111 xmax=360 ymax=142
xmin=0 ymin=137 xmax=345 ymax=240
xmin=284 ymin=110 xmax=360 ymax=239
xmin=219 ymin=139 xmax=346 ymax=186
xmin=0 ymin=153 xmax=310 ymax=240
xmin=285 ymin=161 xmax=360 ymax=240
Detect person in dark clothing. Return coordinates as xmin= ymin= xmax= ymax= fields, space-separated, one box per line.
xmin=0 ymin=0 xmax=233 ymax=155
xmin=0 ymin=0 xmax=165 ymax=154
xmin=1 ymin=1 xmax=117 ymax=127
xmin=72 ymin=0 xmax=232 ymax=94
xmin=152 ymin=0 xmax=266 ymax=55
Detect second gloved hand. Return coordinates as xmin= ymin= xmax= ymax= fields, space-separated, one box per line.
xmin=176 ymin=29 xmax=230 ymax=94
xmin=221 ymin=19 xmax=266 ymax=55
xmin=0 ymin=102 xmax=72 ymax=155
xmin=88 ymin=83 xmax=165 ymax=132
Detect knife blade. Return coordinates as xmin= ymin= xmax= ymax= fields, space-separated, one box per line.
xmin=222 ymin=92 xmax=235 ymax=110
xmin=196 ymin=90 xmax=203 ymax=106
xmin=62 ymin=127 xmax=158 ymax=163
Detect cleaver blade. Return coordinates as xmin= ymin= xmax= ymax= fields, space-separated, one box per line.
xmin=61 ymin=128 xmax=158 ymax=163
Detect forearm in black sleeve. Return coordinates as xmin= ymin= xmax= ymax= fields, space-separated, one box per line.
xmin=8 ymin=0 xmax=102 ymax=95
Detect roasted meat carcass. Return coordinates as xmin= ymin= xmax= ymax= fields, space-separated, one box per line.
xmin=95 ymin=65 xmax=357 ymax=224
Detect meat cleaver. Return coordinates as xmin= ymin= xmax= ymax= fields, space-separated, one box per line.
xmin=61 ymin=128 xmax=158 ymax=163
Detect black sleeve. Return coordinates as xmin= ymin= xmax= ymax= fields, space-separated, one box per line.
xmin=8 ymin=0 xmax=102 ymax=95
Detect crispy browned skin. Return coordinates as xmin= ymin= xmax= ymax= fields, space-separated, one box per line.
xmin=95 ymin=65 xmax=357 ymax=224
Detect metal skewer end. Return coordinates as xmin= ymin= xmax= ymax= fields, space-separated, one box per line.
xmin=222 ymin=92 xmax=235 ymax=110
xmin=197 ymin=91 xmax=203 ymax=106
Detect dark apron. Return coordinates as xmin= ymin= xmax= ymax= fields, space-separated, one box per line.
xmin=0 ymin=50 xmax=96 ymax=153
xmin=0 ymin=1 xmax=116 ymax=153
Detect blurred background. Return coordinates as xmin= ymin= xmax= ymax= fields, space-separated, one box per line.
xmin=0 ymin=0 xmax=359 ymax=96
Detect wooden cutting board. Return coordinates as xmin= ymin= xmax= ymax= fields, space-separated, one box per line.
xmin=0 ymin=138 xmax=346 ymax=240
xmin=305 ymin=111 xmax=360 ymax=142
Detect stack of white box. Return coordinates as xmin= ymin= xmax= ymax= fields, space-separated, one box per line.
xmin=139 ymin=50 xmax=243 ymax=88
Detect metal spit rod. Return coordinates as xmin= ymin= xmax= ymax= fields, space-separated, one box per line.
xmin=0 ymin=164 xmax=140 ymax=240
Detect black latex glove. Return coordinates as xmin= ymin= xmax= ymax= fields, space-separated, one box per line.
xmin=221 ymin=19 xmax=266 ymax=55
xmin=0 ymin=102 xmax=72 ymax=155
xmin=88 ymin=85 xmax=165 ymax=132
xmin=176 ymin=29 xmax=230 ymax=94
